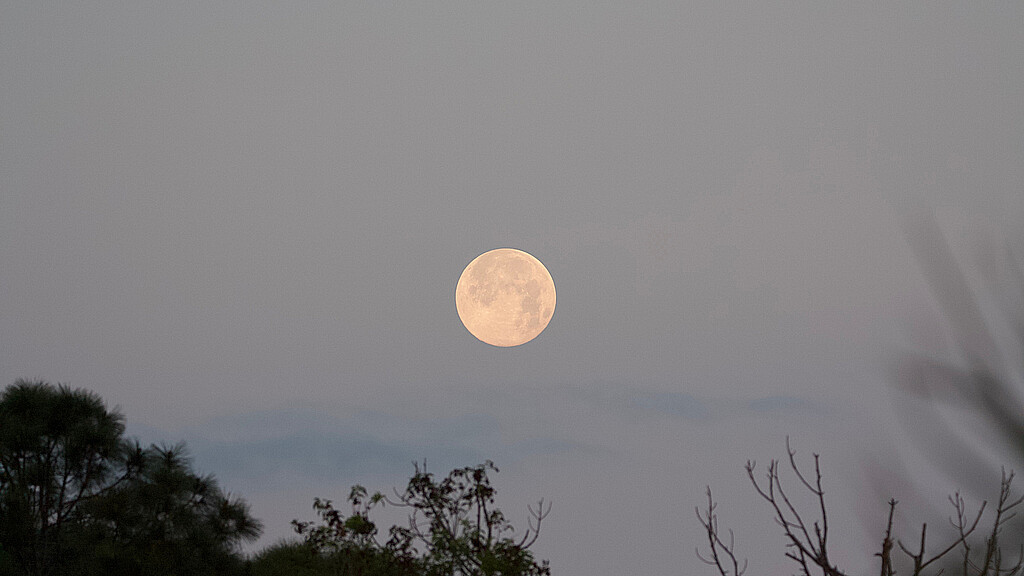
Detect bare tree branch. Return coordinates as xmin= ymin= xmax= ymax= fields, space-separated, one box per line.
xmin=696 ymin=487 xmax=747 ymax=576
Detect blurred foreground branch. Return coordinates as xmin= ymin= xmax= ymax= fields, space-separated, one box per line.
xmin=894 ymin=214 xmax=1024 ymax=496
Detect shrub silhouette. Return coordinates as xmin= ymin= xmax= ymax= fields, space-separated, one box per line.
xmin=286 ymin=461 xmax=551 ymax=576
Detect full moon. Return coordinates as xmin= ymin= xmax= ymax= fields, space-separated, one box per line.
xmin=455 ymin=248 xmax=556 ymax=347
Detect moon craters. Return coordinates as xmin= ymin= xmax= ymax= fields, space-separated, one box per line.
xmin=455 ymin=249 xmax=556 ymax=347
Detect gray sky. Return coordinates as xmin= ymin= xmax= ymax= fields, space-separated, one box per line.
xmin=2 ymin=3 xmax=1023 ymax=574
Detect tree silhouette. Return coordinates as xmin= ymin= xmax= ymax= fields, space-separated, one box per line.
xmin=0 ymin=380 xmax=140 ymax=576
xmin=81 ymin=443 xmax=262 ymax=575
xmin=697 ymin=439 xmax=1023 ymax=576
xmin=698 ymin=217 xmax=1024 ymax=576
xmin=287 ymin=460 xmax=551 ymax=576
xmin=0 ymin=380 xmax=261 ymax=576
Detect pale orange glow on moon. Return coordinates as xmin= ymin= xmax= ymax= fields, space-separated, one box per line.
xmin=455 ymin=248 xmax=556 ymax=347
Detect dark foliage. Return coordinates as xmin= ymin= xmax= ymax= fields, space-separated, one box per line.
xmin=248 ymin=540 xmax=337 ymax=576
xmin=0 ymin=380 xmax=261 ymax=576
xmin=0 ymin=380 xmax=136 ymax=576
xmin=282 ymin=461 xmax=551 ymax=576
xmin=79 ymin=443 xmax=262 ymax=576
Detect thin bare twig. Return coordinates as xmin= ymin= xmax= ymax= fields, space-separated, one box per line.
xmin=696 ymin=487 xmax=747 ymax=576
xmin=745 ymin=440 xmax=848 ymax=576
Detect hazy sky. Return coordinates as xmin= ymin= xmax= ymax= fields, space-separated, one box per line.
xmin=3 ymin=3 xmax=1023 ymax=574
